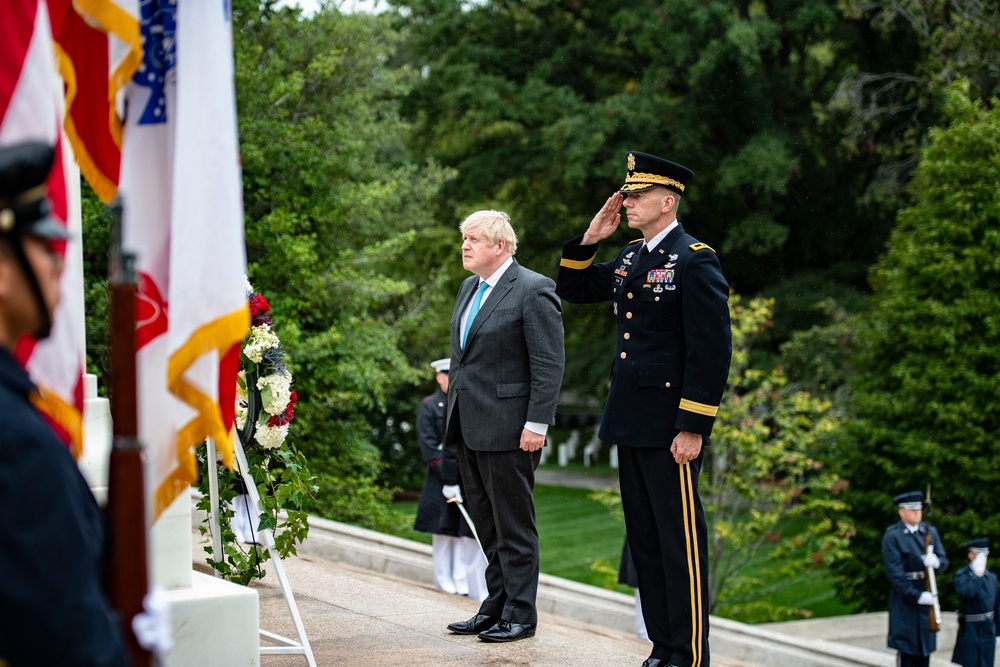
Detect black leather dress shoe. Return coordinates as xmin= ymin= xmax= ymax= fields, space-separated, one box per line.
xmin=447 ymin=614 xmax=500 ymax=635
xmin=640 ymin=660 xmax=679 ymax=667
xmin=478 ymin=619 xmax=537 ymax=642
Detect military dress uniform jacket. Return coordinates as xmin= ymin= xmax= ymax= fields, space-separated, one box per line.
xmin=951 ymin=565 xmax=1000 ymax=667
xmin=882 ymin=521 xmax=949 ymax=656
xmin=0 ymin=348 xmax=127 ymax=667
xmin=556 ymin=224 xmax=732 ymax=445
xmin=413 ymin=388 xmax=449 ymax=534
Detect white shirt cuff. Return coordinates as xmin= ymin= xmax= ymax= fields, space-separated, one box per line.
xmin=524 ymin=421 xmax=548 ymax=436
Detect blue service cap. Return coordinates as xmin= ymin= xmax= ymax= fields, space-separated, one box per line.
xmin=893 ymin=491 xmax=923 ymax=509
xmin=962 ymin=538 xmax=989 ymax=553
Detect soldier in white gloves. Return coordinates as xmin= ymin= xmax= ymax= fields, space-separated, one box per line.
xmin=952 ymin=538 xmax=1000 ymax=667
xmin=882 ymin=490 xmax=949 ymax=667
xmin=441 ymin=477 xmax=488 ymax=601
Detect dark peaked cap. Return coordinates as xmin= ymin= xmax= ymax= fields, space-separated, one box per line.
xmin=618 ymin=151 xmax=694 ymax=195
xmin=962 ymin=538 xmax=990 ymax=552
xmin=0 ymin=142 xmax=68 ymax=241
xmin=893 ymin=490 xmax=923 ymax=508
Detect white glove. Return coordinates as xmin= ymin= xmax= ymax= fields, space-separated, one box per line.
xmin=132 ymin=586 xmax=173 ymax=655
xmin=972 ymin=553 xmax=987 ymax=576
xmin=922 ymin=552 xmax=941 ymax=569
xmin=917 ymin=591 xmax=935 ymax=606
xmin=442 ymin=485 xmax=462 ymax=502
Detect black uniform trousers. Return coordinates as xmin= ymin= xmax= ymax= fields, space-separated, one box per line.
xmin=897 ymin=654 xmax=929 ymax=667
xmin=452 ymin=408 xmax=543 ymax=626
xmin=619 ymin=444 xmax=710 ymax=667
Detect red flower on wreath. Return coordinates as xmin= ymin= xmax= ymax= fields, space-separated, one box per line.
xmin=249 ymin=293 xmax=272 ymax=327
xmin=268 ymin=389 xmax=297 ymax=427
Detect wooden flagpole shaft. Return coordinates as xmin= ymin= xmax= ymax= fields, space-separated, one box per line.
xmin=106 ymin=200 xmax=152 ymax=667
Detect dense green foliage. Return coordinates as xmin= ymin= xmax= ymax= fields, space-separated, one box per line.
xmin=387 ymin=0 xmax=916 ymax=391
xmin=833 ymin=85 xmax=1000 ymax=611
xmin=231 ymin=0 xmax=456 ymax=528
xmin=708 ymin=295 xmax=851 ymax=621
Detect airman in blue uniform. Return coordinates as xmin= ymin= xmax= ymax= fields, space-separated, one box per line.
xmin=557 ymin=151 xmax=732 ymax=667
xmin=0 ymin=142 xmax=127 ymax=666
xmin=882 ymin=490 xmax=948 ymax=667
xmin=951 ymin=538 xmax=1000 ymax=667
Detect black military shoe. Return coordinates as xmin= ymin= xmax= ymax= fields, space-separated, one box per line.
xmin=478 ymin=619 xmax=536 ymax=642
xmin=447 ymin=614 xmax=500 ymax=635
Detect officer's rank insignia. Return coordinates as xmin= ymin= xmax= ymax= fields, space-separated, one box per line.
xmin=647 ymin=269 xmax=675 ymax=284
xmin=689 ymin=242 xmax=716 ymax=253
xmin=628 ymin=153 xmax=636 ymax=171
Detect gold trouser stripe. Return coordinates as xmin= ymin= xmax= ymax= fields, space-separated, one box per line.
xmin=559 ymin=256 xmax=595 ymax=270
xmin=680 ymin=462 xmax=704 ymax=667
xmin=679 ymin=398 xmax=719 ymax=417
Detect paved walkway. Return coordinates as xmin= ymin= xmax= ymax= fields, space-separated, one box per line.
xmin=209 ymin=542 xmax=755 ymax=667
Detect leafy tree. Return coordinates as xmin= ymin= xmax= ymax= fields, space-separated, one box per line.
xmin=232 ymin=0 xmax=454 ymax=528
xmin=707 ymin=294 xmax=850 ymax=622
xmin=831 ymin=0 xmax=1000 ymax=200
xmin=388 ymin=0 xmax=908 ymax=403
xmin=831 ymin=84 xmax=1000 ymax=611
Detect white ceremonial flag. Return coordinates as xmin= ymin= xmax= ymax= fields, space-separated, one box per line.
xmin=119 ymin=0 xmax=249 ymax=521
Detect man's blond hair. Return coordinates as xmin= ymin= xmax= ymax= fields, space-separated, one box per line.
xmin=459 ymin=210 xmax=517 ymax=256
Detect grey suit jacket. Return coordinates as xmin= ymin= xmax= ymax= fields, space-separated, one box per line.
xmin=445 ymin=259 xmax=565 ymax=452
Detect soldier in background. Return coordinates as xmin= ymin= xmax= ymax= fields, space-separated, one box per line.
xmin=0 ymin=142 xmax=127 ymax=666
xmin=951 ymin=538 xmax=1000 ymax=667
xmin=882 ymin=490 xmax=948 ymax=667
xmin=414 ymin=357 xmax=487 ymax=601
xmin=414 ymin=357 xmax=466 ymax=594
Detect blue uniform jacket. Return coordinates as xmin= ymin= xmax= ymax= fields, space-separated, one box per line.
xmin=556 ymin=224 xmax=731 ymax=445
xmin=882 ymin=521 xmax=949 ymax=656
xmin=951 ymin=565 xmax=1000 ymax=667
xmin=0 ymin=348 xmax=127 ymax=666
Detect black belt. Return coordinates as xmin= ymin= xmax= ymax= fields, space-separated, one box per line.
xmin=960 ymin=611 xmax=995 ymax=622
xmin=904 ymin=571 xmax=925 ymax=580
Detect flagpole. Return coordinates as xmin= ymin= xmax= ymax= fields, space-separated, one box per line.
xmin=107 ymin=199 xmax=153 ymax=667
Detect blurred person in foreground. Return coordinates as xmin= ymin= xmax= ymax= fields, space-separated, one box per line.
xmin=442 ymin=210 xmax=564 ymax=643
xmin=0 ymin=142 xmax=127 ymax=667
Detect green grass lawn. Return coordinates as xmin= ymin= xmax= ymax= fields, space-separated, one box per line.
xmin=392 ymin=484 xmax=852 ymax=622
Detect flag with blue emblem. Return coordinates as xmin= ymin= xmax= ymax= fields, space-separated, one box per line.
xmin=119 ymin=0 xmax=249 ymax=521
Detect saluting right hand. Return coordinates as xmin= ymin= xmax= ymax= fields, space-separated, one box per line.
xmin=581 ymin=193 xmax=624 ymax=245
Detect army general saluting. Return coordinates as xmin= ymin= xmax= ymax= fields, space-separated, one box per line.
xmin=556 ymin=152 xmax=732 ymax=667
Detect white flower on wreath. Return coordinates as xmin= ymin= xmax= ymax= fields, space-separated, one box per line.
xmin=255 ymin=422 xmax=290 ymax=450
xmin=235 ymin=403 xmax=249 ymax=431
xmin=258 ymin=370 xmax=292 ymax=416
xmin=244 ymin=324 xmax=280 ymax=364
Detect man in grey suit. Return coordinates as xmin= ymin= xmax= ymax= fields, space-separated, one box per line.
xmin=442 ymin=209 xmax=565 ymax=643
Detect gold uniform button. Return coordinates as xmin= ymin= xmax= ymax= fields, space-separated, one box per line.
xmin=624 ymin=333 xmax=630 ymax=340
xmin=620 ymin=352 xmax=627 ymax=359
xmin=627 ymin=292 xmax=633 ymax=299
xmin=664 ymin=382 xmax=671 ymax=388
xmin=626 ymin=312 xmax=633 ymax=319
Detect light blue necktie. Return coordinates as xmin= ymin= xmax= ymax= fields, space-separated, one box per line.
xmin=461 ymin=281 xmax=489 ymax=349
